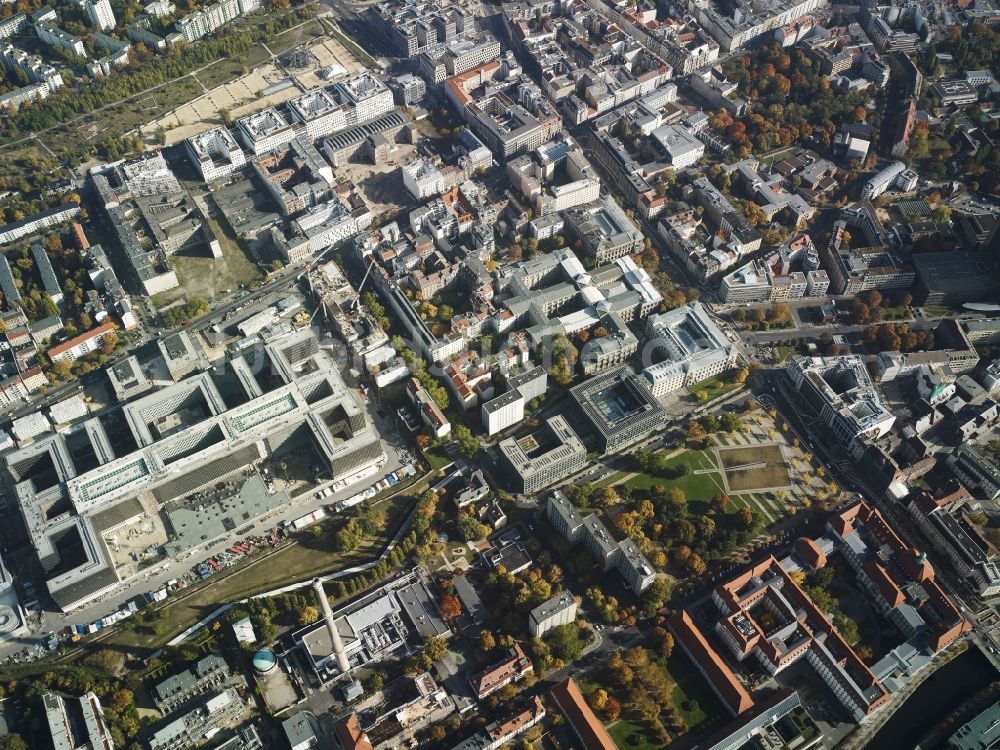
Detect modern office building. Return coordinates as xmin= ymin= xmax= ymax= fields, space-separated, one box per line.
xmin=236 ymin=107 xmax=297 ymax=156
xmin=563 ymin=196 xmax=644 ymax=264
xmin=787 ymin=355 xmax=895 ymax=456
xmin=571 ymin=366 xmax=666 ymax=453
xmin=908 ymin=487 xmax=1000 ymax=597
xmin=496 ymin=415 xmax=586 ymax=493
xmin=912 ymin=252 xmax=1000 ymax=305
xmin=186 ymin=127 xmax=247 ymax=182
xmin=6 ymin=329 xmax=384 ymax=611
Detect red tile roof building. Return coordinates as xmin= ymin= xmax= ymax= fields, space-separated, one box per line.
xmin=828 ymin=500 xmax=969 ymax=652
xmin=710 ymin=555 xmax=890 ymax=722
xmin=668 ymin=610 xmax=754 ymax=716
xmin=550 ymin=678 xmax=617 ymax=750
xmin=332 ymin=714 xmax=374 ymax=750
xmin=468 ymin=643 xmax=533 ymax=700
xmin=48 ymin=322 xmax=116 ymax=363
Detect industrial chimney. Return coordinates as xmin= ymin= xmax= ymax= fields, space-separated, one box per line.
xmin=312 ymin=578 xmax=350 ymax=675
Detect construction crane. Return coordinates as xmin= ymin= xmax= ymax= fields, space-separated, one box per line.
xmin=351 ymin=257 xmax=377 ymax=311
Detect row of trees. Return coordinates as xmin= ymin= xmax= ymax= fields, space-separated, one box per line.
xmin=391 ymin=335 xmax=449 ymax=411
xmin=862 ymin=322 xmax=936 ymax=353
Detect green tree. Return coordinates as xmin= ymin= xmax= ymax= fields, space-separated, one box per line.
xmin=0 ymin=734 xmax=28 ymax=750
xmin=452 ymin=424 xmax=480 ymax=457
xmin=547 ymin=623 xmax=585 ymax=662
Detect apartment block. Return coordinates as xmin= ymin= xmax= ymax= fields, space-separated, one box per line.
xmin=528 ymin=590 xmax=577 ymax=637
xmin=185 ymin=127 xmax=247 ymax=182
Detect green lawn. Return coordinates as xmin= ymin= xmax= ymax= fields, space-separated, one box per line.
xmin=626 ymin=449 xmax=725 ymax=500
xmin=687 ymin=375 xmax=741 ymax=405
xmin=608 ymin=719 xmax=663 ymax=750
xmin=771 ymin=345 xmax=798 ymax=364
xmin=881 ymin=306 xmax=909 ymax=320
xmin=423 ymin=446 xmax=453 ymax=471
xmin=661 ymin=651 xmax=723 ymax=730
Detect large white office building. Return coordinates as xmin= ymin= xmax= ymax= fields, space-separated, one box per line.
xmin=236 ymin=108 xmax=297 ymax=156
xmin=786 ymin=355 xmax=895 ymax=456
xmin=641 ymin=302 xmax=739 ymax=396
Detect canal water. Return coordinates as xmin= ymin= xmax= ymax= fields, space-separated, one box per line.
xmin=866 ymin=647 xmax=998 ymax=749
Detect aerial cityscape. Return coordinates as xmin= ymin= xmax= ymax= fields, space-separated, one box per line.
xmin=0 ymin=0 xmax=997 ymax=747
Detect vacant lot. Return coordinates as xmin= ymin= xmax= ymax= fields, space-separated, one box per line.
xmin=718 ymin=444 xmax=790 ymax=492
xmin=99 ymin=492 xmax=415 ymax=657
xmin=152 ymin=219 xmax=263 ymax=309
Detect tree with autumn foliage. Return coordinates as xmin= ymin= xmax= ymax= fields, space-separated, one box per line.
xmin=439 ymin=594 xmax=461 ymax=620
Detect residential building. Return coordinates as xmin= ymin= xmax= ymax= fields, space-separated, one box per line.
xmin=43 ymin=692 xmax=115 ymax=750
xmin=153 ymin=654 xmax=231 ymax=714
xmin=528 ymin=590 xmax=577 ymax=637
xmin=174 ymin=0 xmax=260 ymax=42
xmin=31 ymin=243 xmax=63 ymax=306
xmin=469 ymin=644 xmax=533 ymax=699
xmin=35 ymin=22 xmax=86 ymax=58
xmin=693 ymin=0 xmax=828 ymax=51
xmin=450 ymin=697 xmax=545 ymax=750
xmin=406 ymin=377 xmax=450 ymax=438
xmin=546 ymin=491 xmax=656 ymax=594
xmin=47 ymin=322 xmax=117 ymax=363
xmin=185 ymin=127 xmax=247 ymax=182
xmin=75 ymin=0 xmax=116 ymax=30
xmin=0 ymin=203 xmax=79 ymax=245
xmin=948 ymin=445 xmax=1000 ymax=501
